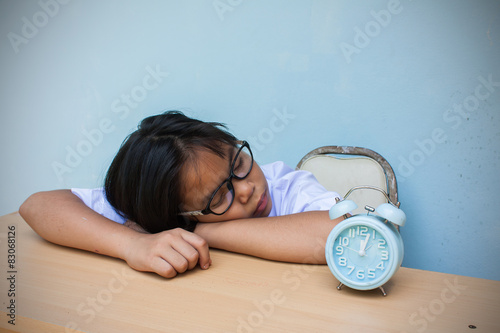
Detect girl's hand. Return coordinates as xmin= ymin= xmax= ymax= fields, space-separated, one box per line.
xmin=123 ymin=227 xmax=211 ymax=278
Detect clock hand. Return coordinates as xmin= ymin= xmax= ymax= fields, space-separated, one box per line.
xmin=344 ymin=246 xmax=360 ymax=253
xmin=358 ymin=240 xmax=364 ymax=252
xmin=359 ymin=234 xmax=371 ymax=256
xmin=345 ymin=245 xmax=369 ymax=257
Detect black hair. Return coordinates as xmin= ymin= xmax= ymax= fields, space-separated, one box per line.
xmin=104 ymin=111 xmax=237 ymax=233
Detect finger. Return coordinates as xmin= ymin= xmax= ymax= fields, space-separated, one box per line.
xmin=170 ymin=239 xmax=200 ymax=271
xmin=150 ymin=256 xmax=178 ymax=278
xmin=179 ymin=230 xmax=211 ymax=270
xmin=161 ymin=247 xmax=192 ymax=274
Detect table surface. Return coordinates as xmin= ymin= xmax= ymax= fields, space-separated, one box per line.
xmin=0 ymin=212 xmax=499 ymax=333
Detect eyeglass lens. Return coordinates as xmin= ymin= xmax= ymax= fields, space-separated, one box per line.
xmin=208 ymin=144 xmax=252 ymax=214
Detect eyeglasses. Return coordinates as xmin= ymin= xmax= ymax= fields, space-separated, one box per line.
xmin=180 ymin=140 xmax=253 ymax=217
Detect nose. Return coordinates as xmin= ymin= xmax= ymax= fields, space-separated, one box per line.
xmin=233 ymin=178 xmax=254 ymax=205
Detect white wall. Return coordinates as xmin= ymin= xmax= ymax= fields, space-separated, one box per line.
xmin=1 ymin=0 xmax=499 ymax=280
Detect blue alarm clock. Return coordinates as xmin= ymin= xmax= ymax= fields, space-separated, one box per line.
xmin=325 ymin=186 xmax=406 ymax=296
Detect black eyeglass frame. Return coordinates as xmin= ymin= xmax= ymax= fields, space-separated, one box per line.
xmin=179 ymin=140 xmax=253 ymax=217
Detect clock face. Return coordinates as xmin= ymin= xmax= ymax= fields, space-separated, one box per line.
xmin=326 ymin=216 xmax=402 ymax=290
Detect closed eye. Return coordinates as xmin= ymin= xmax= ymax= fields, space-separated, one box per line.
xmin=234 ymin=154 xmax=250 ymax=177
xmin=210 ymin=185 xmax=231 ymax=209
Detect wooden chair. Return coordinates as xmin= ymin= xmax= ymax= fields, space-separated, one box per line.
xmin=296 ymin=146 xmax=399 ymax=215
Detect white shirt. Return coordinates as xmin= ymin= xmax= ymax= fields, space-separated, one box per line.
xmin=71 ymin=187 xmax=127 ymax=224
xmin=72 ymin=161 xmax=340 ymax=224
xmin=262 ymin=161 xmax=340 ymax=217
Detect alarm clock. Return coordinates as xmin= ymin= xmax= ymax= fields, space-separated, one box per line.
xmin=325 ymin=186 xmax=406 ymax=296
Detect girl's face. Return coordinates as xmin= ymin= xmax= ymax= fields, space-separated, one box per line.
xmin=180 ymin=145 xmax=272 ymax=223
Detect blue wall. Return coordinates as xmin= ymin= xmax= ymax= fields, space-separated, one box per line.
xmin=1 ymin=0 xmax=499 ymax=280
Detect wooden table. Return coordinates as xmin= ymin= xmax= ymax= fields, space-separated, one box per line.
xmin=0 ymin=212 xmax=499 ymax=333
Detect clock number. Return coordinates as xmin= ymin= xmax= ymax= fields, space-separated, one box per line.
xmin=347 ymin=266 xmax=355 ymax=275
xmin=335 ymin=245 xmax=344 ymax=255
xmin=356 ymin=270 xmax=365 ymax=279
xmin=367 ymin=269 xmax=376 ymax=279
xmin=339 ymin=237 xmax=349 ymax=246
xmin=378 ymin=239 xmax=386 ymax=249
xmin=376 ymin=262 xmax=385 ymax=270
xmin=381 ymin=250 xmax=389 ymax=260
xmin=338 ymin=257 xmax=347 ymax=266
xmin=373 ymin=230 xmax=376 ymax=238
xmin=349 ymin=226 xmax=368 ymax=237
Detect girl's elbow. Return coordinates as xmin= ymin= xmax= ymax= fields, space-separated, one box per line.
xmin=19 ymin=191 xmax=51 ymax=222
xmin=19 ymin=192 xmax=40 ymax=220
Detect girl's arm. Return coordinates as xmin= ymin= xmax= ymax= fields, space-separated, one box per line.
xmin=19 ymin=190 xmax=211 ymax=278
xmin=194 ymin=212 xmax=344 ymax=264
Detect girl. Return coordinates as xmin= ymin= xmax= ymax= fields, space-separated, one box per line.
xmin=20 ymin=111 xmax=344 ymax=278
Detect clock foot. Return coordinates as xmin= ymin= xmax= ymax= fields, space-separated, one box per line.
xmin=337 ymin=282 xmax=344 ymax=290
xmin=379 ymin=286 xmax=387 ymax=296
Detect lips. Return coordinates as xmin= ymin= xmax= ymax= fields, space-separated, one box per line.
xmin=253 ymin=190 xmax=269 ymax=218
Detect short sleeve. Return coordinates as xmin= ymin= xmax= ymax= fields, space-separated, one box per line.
xmin=261 ymin=161 xmax=341 ymax=217
xmin=71 ymin=188 xmax=127 ymax=224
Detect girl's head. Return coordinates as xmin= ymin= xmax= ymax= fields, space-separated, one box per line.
xmin=105 ymin=111 xmax=272 ymax=233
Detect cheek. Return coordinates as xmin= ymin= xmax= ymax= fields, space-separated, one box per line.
xmin=194 ymin=214 xmax=220 ymax=223
xmin=248 ymin=162 xmax=263 ymax=182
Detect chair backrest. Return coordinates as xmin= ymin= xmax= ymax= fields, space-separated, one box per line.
xmin=296 ymin=146 xmax=398 ymax=215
